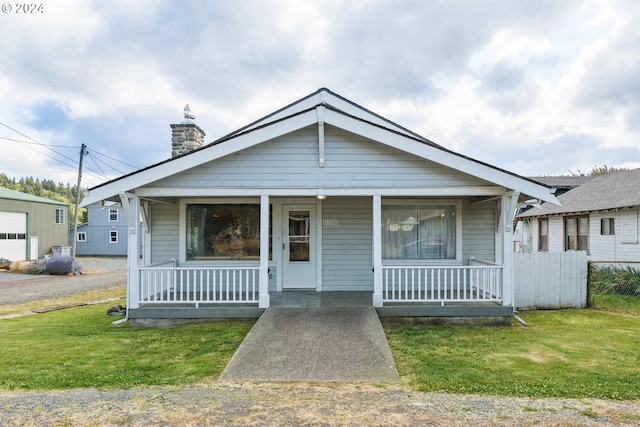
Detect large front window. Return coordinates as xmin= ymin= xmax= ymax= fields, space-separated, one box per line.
xmin=382 ymin=202 xmax=457 ymax=259
xmin=186 ymin=204 xmax=269 ymax=260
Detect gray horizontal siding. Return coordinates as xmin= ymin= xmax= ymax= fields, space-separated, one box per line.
xmin=322 ymin=197 xmax=373 ymax=291
xmin=153 ymin=125 xmax=492 ymax=190
xmin=150 ymin=203 xmax=179 ymax=263
xmin=86 ymin=204 xmax=127 ymax=227
xmin=462 ymin=200 xmax=496 ymax=263
xmin=74 ymin=225 xmax=128 ymax=256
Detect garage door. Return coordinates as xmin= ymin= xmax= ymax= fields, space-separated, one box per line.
xmin=0 ymin=211 xmax=27 ymax=260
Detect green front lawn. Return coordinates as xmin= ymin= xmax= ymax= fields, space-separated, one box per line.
xmin=384 ymin=309 xmax=640 ymax=400
xmin=0 ymin=301 xmax=253 ymax=390
xmin=2 ymin=298 xmax=639 ymax=400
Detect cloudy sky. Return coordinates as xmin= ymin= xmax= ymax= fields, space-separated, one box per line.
xmin=1 ymin=0 xmax=639 ymax=188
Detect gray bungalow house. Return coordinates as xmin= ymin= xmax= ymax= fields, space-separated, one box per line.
xmin=517 ymin=168 xmax=640 ymax=261
xmin=81 ymin=88 xmax=559 ymax=324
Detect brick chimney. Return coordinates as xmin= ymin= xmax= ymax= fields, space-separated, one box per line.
xmin=171 ymin=104 xmax=206 ymax=158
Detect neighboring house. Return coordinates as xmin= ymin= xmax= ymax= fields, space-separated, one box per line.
xmin=514 ymin=176 xmax=591 ymax=252
xmin=526 ymin=176 xmax=591 ymax=197
xmin=72 ymin=203 xmax=142 ymax=256
xmin=81 ymin=88 xmax=558 ymax=324
xmin=517 ymin=168 xmax=640 ymax=261
xmin=0 ymin=187 xmax=70 ymax=260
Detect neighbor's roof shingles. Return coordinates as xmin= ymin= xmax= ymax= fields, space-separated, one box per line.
xmin=519 ymin=168 xmax=640 ymax=217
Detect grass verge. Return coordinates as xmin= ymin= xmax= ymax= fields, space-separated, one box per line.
xmin=0 ymin=300 xmax=253 ymax=390
xmin=590 ymin=294 xmax=640 ymax=316
xmin=384 ymin=309 xmax=640 ymax=400
xmin=0 ymin=286 xmax=126 ymax=318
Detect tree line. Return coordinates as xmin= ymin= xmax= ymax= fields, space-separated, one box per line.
xmin=0 ymin=173 xmax=87 ymax=223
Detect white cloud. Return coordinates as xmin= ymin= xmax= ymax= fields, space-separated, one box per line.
xmin=1 ymin=0 xmax=639 ymax=184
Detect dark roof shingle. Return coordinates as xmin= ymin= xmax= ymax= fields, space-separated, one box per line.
xmin=519 ymin=168 xmax=640 ymax=217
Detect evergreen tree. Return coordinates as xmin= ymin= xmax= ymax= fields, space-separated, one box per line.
xmin=0 ymin=173 xmax=87 ymax=225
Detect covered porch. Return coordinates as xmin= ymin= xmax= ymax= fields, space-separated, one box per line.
xmin=119 ymin=190 xmax=517 ymax=321
xmin=128 ymin=249 xmax=511 ymax=327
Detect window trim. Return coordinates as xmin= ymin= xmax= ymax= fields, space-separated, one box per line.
xmin=55 ymin=208 xmax=65 ymax=225
xmin=109 ymin=230 xmax=118 ymax=244
xmin=108 ymin=208 xmax=119 ymax=222
xmin=381 ymin=198 xmax=463 ymax=264
xmin=180 ymin=198 xmax=271 ymax=264
xmin=77 ymin=232 xmax=87 ymax=242
xmin=538 ymin=218 xmax=549 ymax=252
xmin=600 ymin=218 xmax=615 ymax=236
xmin=564 ymin=215 xmax=589 ymax=252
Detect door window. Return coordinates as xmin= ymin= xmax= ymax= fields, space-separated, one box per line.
xmin=288 ymin=210 xmax=310 ymax=262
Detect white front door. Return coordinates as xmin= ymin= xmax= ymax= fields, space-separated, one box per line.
xmin=282 ymin=205 xmax=317 ymax=289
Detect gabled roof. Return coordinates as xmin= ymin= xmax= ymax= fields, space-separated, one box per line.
xmin=218 ymin=87 xmax=430 ymax=143
xmin=528 ymin=176 xmax=592 ymax=190
xmin=0 ymin=187 xmax=68 ymax=206
xmin=519 ymin=168 xmax=640 ymax=217
xmin=83 ymin=88 xmax=559 ymax=207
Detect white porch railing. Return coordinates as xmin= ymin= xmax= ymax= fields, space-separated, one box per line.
xmin=139 ymin=261 xmax=259 ymax=306
xmin=382 ymin=264 xmax=503 ymax=304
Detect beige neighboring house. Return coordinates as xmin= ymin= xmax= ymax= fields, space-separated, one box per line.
xmin=0 ymin=188 xmax=70 ymax=260
xmin=517 ymin=169 xmax=640 ymax=262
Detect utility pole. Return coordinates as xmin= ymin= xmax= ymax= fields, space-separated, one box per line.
xmin=71 ymin=143 xmax=87 ymax=261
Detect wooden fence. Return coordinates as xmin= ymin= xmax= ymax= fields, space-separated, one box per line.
xmin=514 ymin=251 xmax=588 ymax=309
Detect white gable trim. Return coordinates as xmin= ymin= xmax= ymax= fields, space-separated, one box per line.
xmin=83 ymin=110 xmax=318 ymax=206
xmin=323 ymin=109 xmax=558 ymax=205
xmin=232 ymin=88 xmax=421 ymax=140
xmin=83 ymin=98 xmax=558 ymax=208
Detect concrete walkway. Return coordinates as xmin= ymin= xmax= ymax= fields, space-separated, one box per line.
xmin=218 ymin=306 xmax=400 ymax=383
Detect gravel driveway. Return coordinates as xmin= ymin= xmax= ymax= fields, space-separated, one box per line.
xmin=1 ymin=382 xmax=639 ymax=426
xmin=0 ymin=257 xmax=126 ymax=306
xmin=1 ymin=256 xmax=639 ymax=426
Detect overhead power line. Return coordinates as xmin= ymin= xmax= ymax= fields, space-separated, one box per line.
xmin=87 ymin=152 xmax=127 ymax=175
xmin=0 ymin=121 xmax=141 ymax=185
xmin=89 ymin=149 xmax=140 ymax=170
xmin=0 ymin=135 xmax=77 ymax=148
xmin=0 ymin=121 xmax=115 ymax=182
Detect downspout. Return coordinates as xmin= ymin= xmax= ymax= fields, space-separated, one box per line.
xmin=112 ymin=192 xmax=139 ymax=326
xmin=512 ymin=312 xmax=528 ymax=326
xmin=111 ymin=278 xmax=130 ymax=326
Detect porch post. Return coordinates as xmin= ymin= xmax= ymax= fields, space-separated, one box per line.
xmin=259 ymin=194 xmax=270 ymax=308
xmin=500 ymin=191 xmax=519 ymax=307
xmin=372 ymin=195 xmax=383 ymax=307
xmin=141 ymin=200 xmax=151 ymax=265
xmin=119 ymin=192 xmax=140 ymax=310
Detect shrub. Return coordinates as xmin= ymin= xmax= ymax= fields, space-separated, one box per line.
xmin=9 ymin=261 xmax=25 ymax=272
xmin=590 ymin=264 xmax=640 ymax=296
xmin=0 ymin=258 xmax=10 ymax=270
xmin=23 ymin=260 xmax=46 ymax=275
xmin=43 ymin=256 xmax=83 ymax=275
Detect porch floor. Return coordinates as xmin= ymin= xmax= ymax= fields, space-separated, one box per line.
xmin=132 ymin=290 xmax=512 ymax=326
xmin=271 ymin=291 xmax=372 ymax=307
